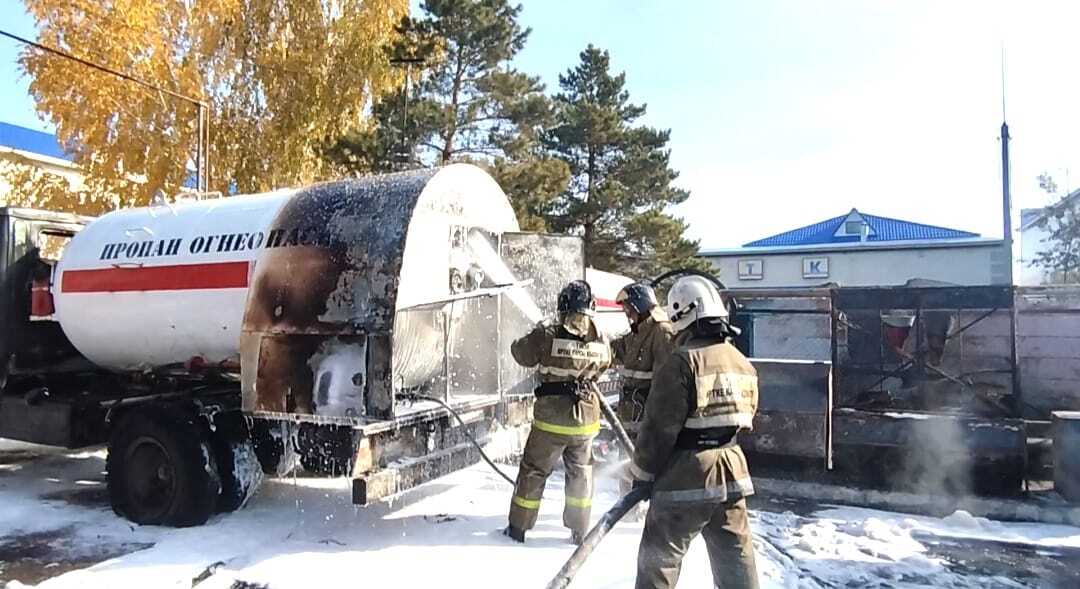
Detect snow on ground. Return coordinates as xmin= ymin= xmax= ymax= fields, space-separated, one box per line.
xmin=1 ymin=441 xmax=1079 ymax=588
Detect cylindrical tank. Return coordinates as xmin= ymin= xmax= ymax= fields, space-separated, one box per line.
xmin=53 ymin=165 xmax=520 ymax=390
xmin=54 ymin=190 xmax=294 ymax=371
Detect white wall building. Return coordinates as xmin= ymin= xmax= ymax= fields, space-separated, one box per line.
xmin=701 ymin=208 xmax=1010 ymax=289
xmin=0 ymin=122 xmax=83 ymax=203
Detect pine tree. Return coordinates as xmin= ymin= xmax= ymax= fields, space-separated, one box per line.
xmin=327 ymin=0 xmax=568 ymax=229
xmin=544 ymin=45 xmax=706 ymax=277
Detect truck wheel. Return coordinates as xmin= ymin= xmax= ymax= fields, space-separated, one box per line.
xmin=107 ymin=411 xmax=221 ymax=526
xmin=211 ymin=411 xmax=264 ymax=513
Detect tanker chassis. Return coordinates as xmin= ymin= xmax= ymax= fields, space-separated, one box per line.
xmin=0 ymin=165 xmax=583 ymax=526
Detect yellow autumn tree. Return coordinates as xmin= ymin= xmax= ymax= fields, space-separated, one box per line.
xmin=5 ymin=0 xmax=408 ymax=215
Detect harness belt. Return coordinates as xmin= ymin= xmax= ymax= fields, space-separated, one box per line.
xmin=675 ymin=427 xmax=739 ymax=450
xmin=535 ymin=381 xmax=590 ymax=399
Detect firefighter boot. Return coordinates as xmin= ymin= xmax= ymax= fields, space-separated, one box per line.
xmin=570 ymin=529 xmax=585 ymax=545
xmin=504 ymin=525 xmax=526 ymax=543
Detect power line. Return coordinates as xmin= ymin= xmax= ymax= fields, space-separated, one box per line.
xmin=0 ymin=28 xmax=210 ymax=191
xmin=0 ymin=29 xmax=206 ymax=108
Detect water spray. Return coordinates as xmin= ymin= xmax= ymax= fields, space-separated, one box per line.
xmin=467 ymin=230 xmax=545 ymax=324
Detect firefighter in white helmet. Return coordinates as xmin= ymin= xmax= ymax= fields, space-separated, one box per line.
xmin=630 ymin=275 xmax=759 ymax=589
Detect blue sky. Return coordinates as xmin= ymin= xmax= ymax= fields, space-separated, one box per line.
xmin=4 ymin=1 xmax=1080 ymax=248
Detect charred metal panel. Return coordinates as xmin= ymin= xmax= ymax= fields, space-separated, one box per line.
xmin=833 ymin=408 xmax=1025 ymax=455
xmin=351 ymin=395 xmax=533 ymax=504
xmin=242 ymin=171 xmax=434 ymax=419
xmin=832 ymin=286 xmax=1018 ymax=418
xmin=1052 ymin=411 xmax=1080 ymax=502
xmin=834 ymin=286 xmax=1013 ymax=311
xmin=742 ymin=359 xmax=832 ymax=461
xmin=241 ymin=166 xmax=524 ymax=422
xmin=498 ymin=233 xmax=585 ymax=396
xmin=366 ymin=333 xmax=395 ymax=419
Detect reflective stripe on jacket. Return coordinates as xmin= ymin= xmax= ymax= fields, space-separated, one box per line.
xmin=612 ymin=308 xmax=676 ymax=392
xmin=511 ymin=320 xmax=612 ymax=439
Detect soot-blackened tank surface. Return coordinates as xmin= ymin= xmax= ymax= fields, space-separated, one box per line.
xmin=240 ymin=164 xmax=520 ymax=421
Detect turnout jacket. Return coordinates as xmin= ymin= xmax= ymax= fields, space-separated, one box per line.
xmin=511 ymin=320 xmax=612 ymax=439
xmin=631 ymin=330 xmax=759 ymax=504
xmin=612 ymin=307 xmax=677 ymax=392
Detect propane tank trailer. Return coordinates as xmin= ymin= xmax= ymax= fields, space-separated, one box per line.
xmin=0 ymin=164 xmax=587 ymax=526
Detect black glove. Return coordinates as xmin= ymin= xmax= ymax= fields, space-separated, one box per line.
xmin=631 ymin=478 xmax=654 ymax=498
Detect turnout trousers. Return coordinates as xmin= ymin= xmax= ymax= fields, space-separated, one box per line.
xmin=508 ymin=427 xmax=594 ymax=535
xmin=618 ymin=387 xmax=648 ymax=510
xmin=635 ymin=497 xmax=759 ymax=589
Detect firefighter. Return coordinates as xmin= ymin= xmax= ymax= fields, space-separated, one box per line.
xmin=630 ymin=275 xmax=759 ymax=589
xmin=611 ymin=282 xmax=675 ymax=517
xmin=505 ymin=279 xmax=612 ymax=545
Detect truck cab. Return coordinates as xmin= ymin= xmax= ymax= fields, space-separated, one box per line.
xmin=0 ymin=207 xmax=101 ymax=446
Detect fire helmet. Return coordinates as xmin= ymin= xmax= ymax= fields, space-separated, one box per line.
xmin=616 ymin=282 xmax=659 ymax=315
xmin=666 ymin=275 xmax=729 ymax=333
xmin=557 ymin=280 xmax=595 ymax=316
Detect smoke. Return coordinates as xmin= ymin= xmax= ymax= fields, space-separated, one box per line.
xmin=892 ymin=417 xmax=973 ymax=498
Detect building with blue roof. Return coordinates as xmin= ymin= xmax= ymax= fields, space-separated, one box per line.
xmin=744 ymin=208 xmax=979 ymax=248
xmin=1 ymin=121 xmax=84 ymax=207
xmin=1 ymin=121 xmax=202 ymax=199
xmin=700 ymin=208 xmax=1010 ymax=288
xmin=0 ymin=121 xmax=70 ymax=162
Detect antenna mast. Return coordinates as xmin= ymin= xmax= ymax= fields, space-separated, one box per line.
xmin=1000 ymin=43 xmax=1013 ymax=284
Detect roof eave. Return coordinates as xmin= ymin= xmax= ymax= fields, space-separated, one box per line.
xmin=700 ymin=237 xmax=1004 ymax=257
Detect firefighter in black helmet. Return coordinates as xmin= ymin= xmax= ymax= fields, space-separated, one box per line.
xmin=505 ymin=279 xmax=612 ymax=544
xmin=612 ymin=282 xmax=676 ymax=518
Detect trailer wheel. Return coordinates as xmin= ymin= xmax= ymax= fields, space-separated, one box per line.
xmin=211 ymin=412 xmax=264 ymax=513
xmin=107 ymin=411 xmax=221 ymax=526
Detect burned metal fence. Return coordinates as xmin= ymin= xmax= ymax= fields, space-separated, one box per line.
xmin=830 ymin=286 xmax=1019 ymax=418
xmin=829 ymin=286 xmax=1026 ymax=494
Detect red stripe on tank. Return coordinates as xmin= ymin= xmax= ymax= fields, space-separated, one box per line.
xmin=61 ymin=261 xmax=251 ymax=293
xmin=595 ymin=297 xmax=622 ymax=310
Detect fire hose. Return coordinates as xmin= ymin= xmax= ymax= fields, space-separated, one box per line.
xmin=544 ymin=385 xmax=645 ymax=589
xmin=548 ymin=268 xmax=731 ymax=588
xmin=593 ymin=382 xmax=636 ymax=458
xmin=405 ymin=383 xmax=637 ymax=488
xmin=409 ymin=388 xmax=644 ymax=589
xmin=546 ymin=485 xmax=650 ymax=589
